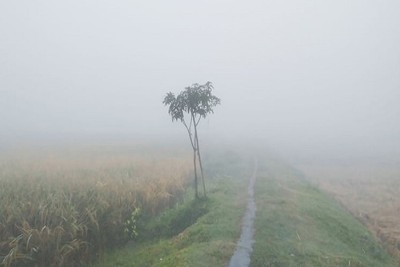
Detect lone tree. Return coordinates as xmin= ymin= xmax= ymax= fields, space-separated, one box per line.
xmin=163 ymin=81 xmax=220 ymax=199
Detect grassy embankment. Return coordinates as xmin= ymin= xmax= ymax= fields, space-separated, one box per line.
xmin=299 ymin=162 xmax=400 ymax=258
xmin=96 ymin=152 xmax=397 ymax=267
xmin=251 ymin=159 xmax=397 ymax=267
xmin=93 ymin=151 xmax=252 ymax=267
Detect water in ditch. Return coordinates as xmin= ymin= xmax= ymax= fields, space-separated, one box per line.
xmin=228 ymin=158 xmax=257 ymax=267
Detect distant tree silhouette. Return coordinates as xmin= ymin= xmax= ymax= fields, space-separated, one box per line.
xmin=163 ymin=81 xmax=220 ymax=198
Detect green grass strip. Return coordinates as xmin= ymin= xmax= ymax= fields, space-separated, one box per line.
xmin=251 ymin=160 xmax=397 ymax=267
xmin=93 ymin=165 xmax=250 ymax=267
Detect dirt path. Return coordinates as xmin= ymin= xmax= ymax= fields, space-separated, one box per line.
xmin=228 ymin=158 xmax=258 ymax=267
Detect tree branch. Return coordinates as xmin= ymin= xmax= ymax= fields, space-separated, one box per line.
xmin=182 ymin=118 xmax=195 ymax=150
xmin=195 ymin=114 xmax=201 ymax=126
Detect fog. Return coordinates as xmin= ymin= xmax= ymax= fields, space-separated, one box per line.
xmin=1 ymin=0 xmax=399 ymax=160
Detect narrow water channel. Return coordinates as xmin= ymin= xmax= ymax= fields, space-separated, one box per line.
xmin=228 ymin=158 xmax=258 ymax=267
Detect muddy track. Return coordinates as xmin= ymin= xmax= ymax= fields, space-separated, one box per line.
xmin=228 ymin=158 xmax=258 ymax=267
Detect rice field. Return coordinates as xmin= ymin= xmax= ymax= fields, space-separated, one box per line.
xmin=0 ymin=144 xmax=192 ymax=266
xmin=298 ymin=160 xmax=400 ymax=258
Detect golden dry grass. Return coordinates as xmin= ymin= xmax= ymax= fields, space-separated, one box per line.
xmin=298 ymin=161 xmax=400 ymax=258
xmin=0 ymin=144 xmax=192 ymax=266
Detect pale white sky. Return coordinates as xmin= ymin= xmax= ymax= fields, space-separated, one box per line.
xmin=1 ymin=0 xmax=399 ymax=157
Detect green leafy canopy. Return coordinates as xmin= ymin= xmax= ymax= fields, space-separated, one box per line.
xmin=163 ymin=81 xmax=221 ymax=123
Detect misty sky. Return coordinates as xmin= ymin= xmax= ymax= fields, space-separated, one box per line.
xmin=1 ymin=1 xmax=399 ymax=156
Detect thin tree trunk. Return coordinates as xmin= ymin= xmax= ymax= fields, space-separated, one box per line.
xmin=193 ymin=146 xmax=199 ymax=199
xmin=195 ymin=131 xmax=206 ymax=198
xmin=193 ymin=121 xmax=206 ymax=198
xmin=184 ymin=116 xmax=199 ymax=199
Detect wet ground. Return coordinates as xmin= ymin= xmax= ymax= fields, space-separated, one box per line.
xmin=228 ymin=159 xmax=257 ymax=267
